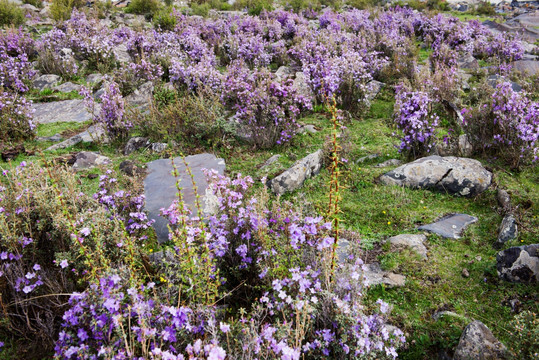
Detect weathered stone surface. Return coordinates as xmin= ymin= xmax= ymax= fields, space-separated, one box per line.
xmin=113 ymin=43 xmax=131 ymax=63
xmin=293 ymin=72 xmax=314 ymax=102
xmin=375 ymin=159 xmax=402 ymax=168
xmin=275 ymin=66 xmax=293 ymax=81
xmin=362 ymin=263 xmax=406 ymax=288
xmin=124 ymin=137 xmax=150 ymax=155
xmin=86 ymin=73 xmax=104 ymax=86
xmin=365 ymin=80 xmax=385 ymax=103
xmin=269 ymin=150 xmax=323 ymax=195
xmin=72 ymin=151 xmax=111 ymax=170
xmin=458 ymin=134 xmax=473 ymax=157
xmin=144 ymin=154 xmax=226 ymax=243
xmin=260 ymin=155 xmax=281 ymax=171
xmin=497 ymin=189 xmax=511 ymax=211
xmin=497 ymin=244 xmax=539 ymax=283
xmin=496 ymin=214 xmax=518 ymax=247
xmin=46 ymin=125 xmax=105 ymax=151
xmin=379 ymin=156 xmax=492 ymax=197
xmin=298 ymin=124 xmax=318 ymax=134
xmin=487 ymin=75 xmax=522 ymax=92
xmin=458 ymin=54 xmax=479 ymax=70
xmin=119 ymin=160 xmax=144 ymax=177
xmin=37 ymin=133 xmax=62 ymax=142
xmin=53 ymin=82 xmax=82 ymax=93
xmin=33 ymin=74 xmax=60 ymax=91
xmin=125 ymin=81 xmax=153 ymax=110
xmin=32 ymin=99 xmax=93 ymax=124
xmin=511 ymin=60 xmax=539 ymax=76
xmin=388 ymin=234 xmax=428 ymax=259
xmin=453 ymin=321 xmax=508 ymax=360
xmin=151 ymin=143 xmax=168 ymax=153
xmin=419 ymin=214 xmax=478 ymax=239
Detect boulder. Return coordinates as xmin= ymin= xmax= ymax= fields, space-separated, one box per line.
xmin=496 ymin=244 xmax=539 ymax=283
xmin=362 ymin=263 xmax=406 ymax=288
xmin=86 ymin=73 xmax=104 ymax=86
xmin=387 ymin=234 xmax=428 ymax=259
xmin=151 ymin=143 xmax=168 ymax=153
xmin=496 ymin=189 xmax=511 ymax=212
xmin=33 ymin=74 xmax=61 ymax=91
xmin=72 ymin=151 xmax=111 ymax=170
xmin=458 ymin=54 xmax=479 ymax=70
xmin=275 ymin=66 xmax=293 ymax=81
xmin=112 ymin=43 xmax=131 ymax=63
xmin=32 ymin=99 xmax=94 ymax=124
xmin=511 ymin=60 xmax=539 ymax=76
xmin=365 ymin=80 xmax=385 ymax=103
xmin=379 ymin=156 xmax=492 ymax=197
xmin=269 ymin=150 xmax=323 ymax=195
xmin=453 ymin=321 xmax=508 ymax=360
xmin=144 ymin=153 xmax=226 ymax=243
xmin=125 ymin=81 xmax=153 ymax=110
xmin=293 ymin=72 xmax=314 ymax=102
xmin=496 ymin=214 xmax=518 ymax=247
xmin=46 ymin=125 xmax=105 ymax=151
xmin=124 ymin=137 xmax=150 ymax=155
xmin=119 ymin=160 xmax=143 ymax=177
xmin=418 ymin=214 xmax=477 ymax=239
xmin=53 ymin=82 xmax=82 ymax=93
xmin=458 ymin=134 xmax=473 ymax=157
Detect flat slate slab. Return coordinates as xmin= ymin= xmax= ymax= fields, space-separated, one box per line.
xmin=32 ymin=100 xmax=93 ymax=124
xmin=144 ymin=153 xmax=226 ymax=243
xmin=418 ymin=214 xmax=478 ymax=239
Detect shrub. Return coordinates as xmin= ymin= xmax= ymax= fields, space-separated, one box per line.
xmin=472 ymin=0 xmax=495 ymax=16
xmin=0 ymin=28 xmax=36 ymax=93
xmin=80 ymin=80 xmax=132 ymax=142
xmin=347 ymin=0 xmax=381 ymax=10
xmin=191 ymin=2 xmax=211 ymax=16
xmin=0 ymin=0 xmax=25 ymax=27
xmin=393 ymin=84 xmax=439 ymax=158
xmin=126 ymin=0 xmax=161 ymax=17
xmin=36 ymin=29 xmax=79 ymax=77
xmin=234 ymin=0 xmax=273 ymax=15
xmin=462 ymin=82 xmax=538 ymax=167
xmin=507 ymin=311 xmax=539 ymax=360
xmin=0 ymin=91 xmax=35 ymax=144
xmin=23 ymin=0 xmax=43 ymax=8
xmin=50 ymin=0 xmax=85 ymax=21
xmin=0 ymin=163 xmax=153 ymax=351
xmin=154 ymin=6 xmax=177 ymax=31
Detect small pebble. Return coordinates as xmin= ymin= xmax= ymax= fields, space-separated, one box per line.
xmin=462 ymin=268 xmax=470 ymax=278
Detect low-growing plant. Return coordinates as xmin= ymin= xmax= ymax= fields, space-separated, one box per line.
xmin=23 ymin=0 xmax=43 ymax=8
xmin=234 ymin=0 xmax=273 ymax=15
xmin=0 ymin=90 xmax=35 ymax=144
xmin=472 ymin=0 xmax=496 ymax=16
xmin=154 ymin=6 xmax=177 ymax=31
xmin=0 ymin=28 xmax=36 ymax=93
xmin=506 ymin=310 xmax=539 ymax=359
xmin=462 ymin=81 xmax=538 ymax=167
xmin=50 ymin=0 xmax=85 ymax=21
xmin=0 ymin=0 xmax=25 ymax=27
xmin=126 ymin=0 xmax=161 ymax=17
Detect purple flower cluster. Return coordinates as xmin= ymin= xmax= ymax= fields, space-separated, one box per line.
xmin=0 ymin=28 xmax=36 ymax=93
xmin=394 ymin=85 xmax=439 ymax=156
xmin=0 ymin=90 xmax=35 ymax=142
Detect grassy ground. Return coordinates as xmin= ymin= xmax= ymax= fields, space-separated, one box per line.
xmin=2 ymin=86 xmax=538 ymax=358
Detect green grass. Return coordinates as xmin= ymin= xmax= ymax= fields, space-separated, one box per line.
xmin=445 ymin=11 xmax=498 ymax=23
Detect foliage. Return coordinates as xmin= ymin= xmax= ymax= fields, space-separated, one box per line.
xmin=50 ymin=0 xmax=85 ymax=22
xmin=23 ymin=0 xmax=43 ymax=8
xmin=154 ymin=7 xmax=177 ymax=31
xmin=235 ymin=0 xmax=273 ymax=15
xmin=507 ymin=311 xmax=539 ymax=360
xmin=0 ymin=91 xmax=35 ymax=144
xmin=472 ymin=1 xmax=496 ymax=16
xmin=462 ymin=82 xmax=538 ymax=167
xmin=0 ymin=28 xmax=36 ymax=93
xmin=125 ymin=0 xmax=161 ymax=17
xmin=0 ymin=0 xmax=24 ymax=27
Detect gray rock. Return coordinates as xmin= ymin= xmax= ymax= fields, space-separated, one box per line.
xmin=458 ymin=134 xmax=473 ymax=157
xmin=144 ymin=154 xmax=226 ymax=243
xmin=119 ymin=160 xmax=143 ymax=177
xmin=298 ymin=124 xmax=317 ymax=134
xmin=275 ymin=66 xmax=293 ymax=81
xmin=458 ymin=70 xmax=472 ymax=91
xmin=125 ymin=81 xmax=153 ymax=110
xmin=148 ymin=249 xmax=177 ymax=267
xmin=432 ymin=311 xmax=465 ymax=321
xmin=511 ymin=60 xmax=539 ymax=76
xmin=36 ymin=133 xmax=62 ymax=142
xmin=379 ymin=156 xmax=492 ymax=197
xmin=418 ymin=214 xmax=478 ymax=239
xmin=21 ymin=4 xmax=39 ymax=12
xmin=462 ymin=268 xmax=470 ymax=278
xmin=269 ymin=150 xmax=323 ymax=195
xmin=453 ymin=321 xmax=508 ymax=360
xmin=113 ymin=43 xmax=131 ymax=63
xmin=497 ymin=189 xmax=511 ymax=211
xmin=151 ymin=143 xmax=168 ymax=153
xmin=365 ymin=80 xmax=385 ymax=103
xmin=487 ymin=75 xmax=522 ymax=92
xmin=375 ymin=159 xmax=402 ymax=168
xmin=46 ymin=125 xmax=106 ymax=151
xmin=260 ymin=154 xmax=281 ymax=170
xmin=86 ymin=73 xmax=104 ymax=86
xmin=33 ymin=74 xmax=61 ymax=91
xmin=53 ymin=82 xmax=82 ymax=93
xmin=293 ymin=72 xmax=314 ymax=102
xmin=362 ymin=263 xmax=406 ymax=288
xmin=356 ymin=154 xmax=379 ymax=163
xmin=458 ymin=54 xmax=479 ymax=70
xmin=496 ymin=244 xmax=539 ymax=283
xmin=72 ymin=151 xmax=111 ymax=170
xmin=496 ymin=214 xmax=518 ymax=247
xmin=32 ymin=99 xmax=94 ymax=124
xmin=124 ymin=137 xmax=150 ymax=155
xmin=388 ymin=234 xmax=428 ymax=259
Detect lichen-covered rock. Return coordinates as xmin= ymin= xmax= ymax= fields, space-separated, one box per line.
xmin=453 ymin=321 xmax=508 ymax=360
xmin=418 ymin=214 xmax=477 ymax=239
xmin=33 ymin=74 xmax=60 ymax=91
xmin=72 ymin=152 xmax=111 ymax=170
xmin=269 ymin=150 xmax=323 ymax=195
xmin=496 ymin=244 xmax=538 ymax=283
xmin=388 ymin=234 xmax=428 ymax=259
xmin=379 ymin=156 xmax=492 ymax=197
xmin=46 ymin=125 xmax=106 ymax=151
xmin=496 ymin=214 xmax=518 ymax=248
xmin=32 ymin=99 xmax=94 ymax=124
xmin=124 ymin=137 xmax=150 ymax=155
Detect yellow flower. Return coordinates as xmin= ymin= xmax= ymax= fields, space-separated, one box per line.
xmin=382 ymin=211 xmax=386 ymax=214
xmin=387 ymin=221 xmax=391 ymax=225
xmin=149 ymin=249 xmax=153 ymax=253
xmin=160 ymin=276 xmax=167 ymax=283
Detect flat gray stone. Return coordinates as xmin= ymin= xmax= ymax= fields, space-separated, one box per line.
xmin=362 ymin=263 xmax=406 ymax=288
xmin=72 ymin=151 xmax=111 ymax=170
xmin=36 ymin=133 xmax=63 ymax=142
xmin=32 ymin=100 xmax=93 ymax=124
xmin=269 ymin=150 xmax=323 ymax=195
xmin=497 ymin=244 xmax=538 ymax=283
xmin=388 ymin=234 xmax=428 ymax=259
xmin=293 ymin=72 xmax=314 ymax=103
xmin=375 ymin=159 xmax=402 ymax=168
xmin=125 ymin=81 xmax=153 ymax=110
xmin=454 ymin=321 xmax=508 ymax=360
xmin=33 ymin=74 xmax=60 ymax=91
xmin=379 ymin=156 xmax=492 ymax=197
xmin=144 ymin=153 xmax=226 ymax=243
xmin=418 ymin=214 xmax=478 ymax=239
xmin=113 ymin=43 xmax=131 ymax=63
xmin=53 ymin=82 xmax=82 ymax=93
xmin=496 ymin=214 xmax=518 ymax=247
xmin=511 ymin=60 xmax=539 ymax=76
xmin=86 ymin=73 xmax=104 ymax=86
xmin=46 ymin=125 xmax=105 ymax=151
